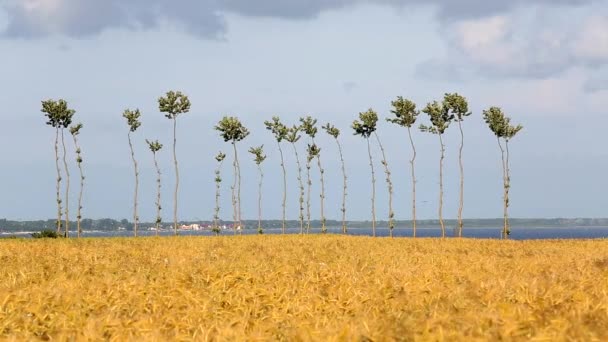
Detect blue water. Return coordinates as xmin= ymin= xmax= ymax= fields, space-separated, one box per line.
xmin=5 ymin=226 xmax=606 ymax=240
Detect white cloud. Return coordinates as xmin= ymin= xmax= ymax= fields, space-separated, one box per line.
xmin=573 ymin=15 xmax=608 ymax=62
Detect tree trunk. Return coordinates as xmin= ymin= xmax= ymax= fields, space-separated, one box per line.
xmin=236 ymin=143 xmax=243 ymax=233
xmin=367 ymin=137 xmax=376 ymax=237
xmin=128 ymin=131 xmax=139 ymax=237
xmin=375 ymin=132 xmax=394 ymax=237
xmin=54 ymin=128 xmax=63 ymax=235
xmin=278 ymin=142 xmax=287 ymax=234
xmin=335 ymin=138 xmax=347 ymax=234
xmin=61 ymin=128 xmax=70 ymax=238
xmin=505 ymin=139 xmax=512 ymax=239
xmin=438 ymin=133 xmax=445 ymax=238
xmin=172 ymin=118 xmax=179 ymax=236
xmin=497 ymin=137 xmax=507 ymax=239
xmin=153 ymin=151 xmax=162 ymax=236
xmin=306 ymin=155 xmax=312 ymax=234
xmin=457 ymin=120 xmax=465 ymax=237
xmin=258 ymin=164 xmax=263 ymax=234
xmin=232 ymin=142 xmax=238 ymax=235
xmin=407 ymin=127 xmax=417 ymax=238
xmin=72 ymin=134 xmax=84 ymax=238
xmin=291 ymin=143 xmax=305 ymax=234
xmin=313 ymin=138 xmax=326 ymax=233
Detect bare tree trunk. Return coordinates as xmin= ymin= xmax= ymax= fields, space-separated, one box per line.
xmin=277 ymin=142 xmax=287 ymax=234
xmin=407 ymin=127 xmax=417 ymax=238
xmin=438 ymin=134 xmax=445 ymax=238
xmin=306 ymin=156 xmax=312 ymax=234
xmin=61 ymin=128 xmax=70 ymax=238
xmin=236 ymin=143 xmax=243 ymax=233
xmin=127 ymin=131 xmax=139 ymax=236
xmin=153 ymin=151 xmax=162 ymax=236
xmin=335 ymin=138 xmax=347 ymax=234
xmin=457 ymin=120 xmax=465 ymax=237
xmin=72 ymin=134 xmax=84 ymax=238
xmin=213 ymin=160 xmax=224 ymax=235
xmin=367 ymin=137 xmax=376 ymax=237
xmin=497 ymin=137 xmax=507 ymax=239
xmin=505 ymin=139 xmax=512 ymax=239
xmin=54 ymin=128 xmax=63 ymax=235
xmin=258 ymin=164 xmax=263 ymax=234
xmin=312 ymin=138 xmax=326 ymax=233
xmin=375 ymin=133 xmax=394 ymax=237
xmin=172 ymin=118 xmax=179 ymax=236
xmin=232 ymin=142 xmax=238 ymax=235
xmin=291 ymin=143 xmax=305 ymax=234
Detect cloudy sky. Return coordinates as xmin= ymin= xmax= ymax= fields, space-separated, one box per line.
xmin=1 ymin=0 xmax=607 ymax=223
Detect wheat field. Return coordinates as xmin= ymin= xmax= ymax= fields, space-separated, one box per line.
xmin=0 ymin=235 xmax=607 ymax=341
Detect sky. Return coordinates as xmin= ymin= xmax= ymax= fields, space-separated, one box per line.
xmin=1 ymin=0 xmax=607 ymax=222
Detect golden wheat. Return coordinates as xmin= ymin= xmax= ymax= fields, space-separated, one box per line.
xmin=0 ymin=236 xmax=607 ymax=341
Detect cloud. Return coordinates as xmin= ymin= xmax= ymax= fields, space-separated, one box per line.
xmin=0 ymin=0 xmax=598 ymax=39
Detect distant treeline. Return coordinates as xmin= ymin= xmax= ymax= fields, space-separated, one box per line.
xmin=2 ymin=218 xmax=608 ymax=232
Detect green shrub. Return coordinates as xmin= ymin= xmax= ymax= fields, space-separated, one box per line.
xmin=31 ymin=230 xmax=60 ymax=239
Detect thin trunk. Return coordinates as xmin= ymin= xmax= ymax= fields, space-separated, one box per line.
xmin=367 ymin=137 xmax=376 ymax=237
xmin=128 ymin=132 xmax=139 ymax=236
xmin=313 ymin=138 xmax=326 ymax=233
xmin=375 ymin=132 xmax=394 ymax=238
xmin=335 ymin=138 xmax=347 ymax=234
xmin=505 ymin=139 xmax=512 ymax=239
xmin=407 ymin=127 xmax=417 ymax=238
xmin=72 ymin=134 xmax=84 ymax=238
xmin=258 ymin=164 xmax=263 ymax=234
xmin=497 ymin=137 xmax=507 ymax=239
xmin=153 ymin=151 xmax=162 ymax=236
xmin=213 ymin=160 xmax=224 ymax=235
xmin=54 ymin=128 xmax=63 ymax=235
xmin=61 ymin=128 xmax=70 ymax=238
xmin=236 ymin=144 xmax=243 ymax=233
xmin=457 ymin=120 xmax=465 ymax=237
xmin=438 ymin=134 xmax=445 ymax=238
xmin=278 ymin=142 xmax=287 ymax=234
xmin=172 ymin=118 xmax=179 ymax=236
xmin=306 ymin=158 xmax=312 ymax=234
xmin=232 ymin=142 xmax=238 ymax=235
xmin=291 ymin=143 xmax=305 ymax=234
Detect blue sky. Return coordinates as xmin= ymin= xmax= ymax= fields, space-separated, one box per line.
xmin=1 ymin=0 xmax=607 ymax=221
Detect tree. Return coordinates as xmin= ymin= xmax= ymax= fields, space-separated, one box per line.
xmin=300 ymin=116 xmax=326 ymax=233
xmin=264 ymin=117 xmax=289 ymax=233
xmin=322 ymin=123 xmax=348 ymax=234
xmin=444 ymin=93 xmax=471 ymax=237
xmin=123 ymin=109 xmax=141 ymax=236
xmin=158 ymin=90 xmax=191 ymax=235
xmin=215 ymin=116 xmax=250 ymax=234
xmin=352 ymin=109 xmax=379 ymax=237
xmin=41 ymin=99 xmax=74 ymax=236
xmin=387 ymin=97 xmax=420 ymax=237
xmin=375 ymin=129 xmax=395 ymax=237
xmin=249 ymin=145 xmax=267 ymax=234
xmin=69 ymin=123 xmax=85 ymax=238
xmin=146 ymin=139 xmax=163 ymax=235
xmin=286 ymin=125 xmax=305 ymax=234
xmin=420 ymin=101 xmax=453 ymax=238
xmin=58 ymin=108 xmax=74 ymax=237
xmin=483 ymin=107 xmax=523 ymax=239
xmin=212 ymin=152 xmax=226 ymax=235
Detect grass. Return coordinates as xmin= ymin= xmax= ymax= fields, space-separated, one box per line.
xmin=1 ymin=235 xmax=607 ymax=341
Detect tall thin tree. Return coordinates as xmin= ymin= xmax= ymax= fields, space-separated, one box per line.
xmin=443 ymin=93 xmax=471 ymax=237
xmin=483 ymin=107 xmax=522 ymax=239
xmin=42 ymin=99 xmax=74 ymax=236
xmin=158 ymin=91 xmax=191 ymax=235
xmin=374 ymin=131 xmax=395 ymax=237
xmin=300 ymin=116 xmax=326 ymax=233
xmin=286 ymin=125 xmax=305 ymax=234
xmin=212 ymin=152 xmax=226 ymax=235
xmin=123 ymin=109 xmax=142 ymax=236
xmin=322 ymin=123 xmax=348 ymax=234
xmin=264 ymin=117 xmax=289 ymax=233
xmin=59 ymin=109 xmax=74 ymax=237
xmin=420 ymin=101 xmax=452 ymax=238
xmin=352 ymin=109 xmax=379 ymax=237
xmin=146 ymin=139 xmax=163 ymax=235
xmin=249 ymin=145 xmax=267 ymax=234
xmin=69 ymin=123 xmax=85 ymax=238
xmin=215 ymin=116 xmax=250 ymax=234
xmin=387 ymin=97 xmax=420 ymax=237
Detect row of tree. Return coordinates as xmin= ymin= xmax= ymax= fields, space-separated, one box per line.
xmin=42 ymin=91 xmax=522 ymax=239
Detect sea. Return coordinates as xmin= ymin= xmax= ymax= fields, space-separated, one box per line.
xmin=3 ymin=226 xmax=608 ymax=240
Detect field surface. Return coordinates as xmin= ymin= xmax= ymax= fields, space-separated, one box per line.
xmin=1 ymin=236 xmax=607 ymax=341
